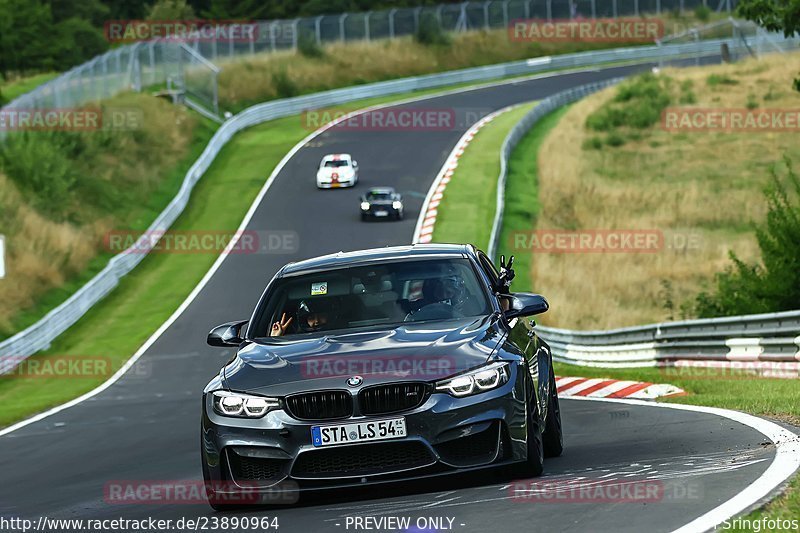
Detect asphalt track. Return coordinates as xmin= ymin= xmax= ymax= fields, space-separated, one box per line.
xmin=0 ymin=63 xmax=779 ymax=532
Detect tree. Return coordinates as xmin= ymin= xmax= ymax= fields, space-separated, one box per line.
xmin=736 ymin=0 xmax=800 ymax=90
xmin=736 ymin=0 xmax=800 ymax=37
xmin=695 ymin=157 xmax=800 ymax=317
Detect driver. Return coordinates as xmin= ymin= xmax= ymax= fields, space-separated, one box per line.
xmin=406 ymin=271 xmax=468 ymax=321
xmin=270 ymin=299 xmax=331 ymax=336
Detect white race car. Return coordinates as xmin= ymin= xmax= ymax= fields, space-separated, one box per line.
xmin=316 ymin=153 xmax=358 ymax=188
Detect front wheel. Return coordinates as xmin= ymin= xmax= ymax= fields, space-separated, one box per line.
xmin=522 ymin=395 xmax=544 ymax=477
xmin=543 ymin=370 xmax=563 ymax=458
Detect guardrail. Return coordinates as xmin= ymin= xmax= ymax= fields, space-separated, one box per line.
xmin=0 ymin=34 xmax=796 ymax=373
xmin=537 ymin=310 xmax=800 ymax=368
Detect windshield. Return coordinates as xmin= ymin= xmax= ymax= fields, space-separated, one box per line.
xmin=252 ymin=258 xmax=490 ymax=338
xmin=323 ymin=160 xmax=350 ymax=168
xmin=366 ymin=192 xmax=392 ymax=201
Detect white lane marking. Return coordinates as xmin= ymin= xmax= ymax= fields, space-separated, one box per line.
xmin=565 ymin=397 xmax=800 ymax=533
xmin=0 ymin=64 xmax=638 ymax=439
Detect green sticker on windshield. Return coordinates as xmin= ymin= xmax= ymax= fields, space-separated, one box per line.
xmin=311 ymin=282 xmax=327 ymax=296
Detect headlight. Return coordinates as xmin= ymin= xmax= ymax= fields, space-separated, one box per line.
xmin=435 ymin=362 xmax=510 ymax=397
xmin=212 ymin=391 xmax=279 ymax=418
xmin=360 ymin=202 xmax=370 ymax=210
xmin=392 ymin=201 xmax=403 ymax=209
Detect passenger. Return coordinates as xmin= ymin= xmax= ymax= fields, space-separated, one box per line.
xmin=270 ymin=299 xmax=331 ymax=336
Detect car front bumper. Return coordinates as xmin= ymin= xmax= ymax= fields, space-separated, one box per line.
xmin=201 ymin=369 xmax=529 ymax=495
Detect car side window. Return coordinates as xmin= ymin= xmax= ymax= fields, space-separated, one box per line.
xmin=477 ymin=253 xmax=500 ymax=287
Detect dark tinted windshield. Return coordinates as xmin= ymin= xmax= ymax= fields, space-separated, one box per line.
xmin=252 ymin=258 xmax=490 ymax=338
xmin=323 ymin=160 xmax=349 ymax=168
xmin=366 ymin=192 xmax=392 ymax=201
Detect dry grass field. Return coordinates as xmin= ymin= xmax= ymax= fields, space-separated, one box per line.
xmin=0 ymin=94 xmax=205 ymax=338
xmin=531 ymin=52 xmax=800 ymax=329
xmin=216 ymin=11 xmax=720 ymax=111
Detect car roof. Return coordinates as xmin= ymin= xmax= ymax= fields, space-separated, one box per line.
xmin=321 ymin=153 xmax=351 ymax=162
xmin=281 ymin=244 xmax=476 ymax=275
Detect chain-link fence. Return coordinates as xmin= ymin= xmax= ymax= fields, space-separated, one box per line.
xmin=1 ymin=0 xmax=745 ymax=119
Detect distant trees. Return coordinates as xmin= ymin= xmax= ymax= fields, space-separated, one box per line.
xmin=0 ymin=0 xmax=462 ymax=76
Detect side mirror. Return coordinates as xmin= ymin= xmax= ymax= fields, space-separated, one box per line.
xmin=504 ymin=293 xmax=549 ymax=320
xmin=352 ymin=160 xmax=358 ymax=168
xmin=207 ymin=320 xmax=248 ymax=347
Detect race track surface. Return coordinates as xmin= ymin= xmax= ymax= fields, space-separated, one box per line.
xmin=0 ymin=63 xmax=775 ymax=532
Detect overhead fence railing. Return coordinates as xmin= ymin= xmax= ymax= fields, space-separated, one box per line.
xmin=1 ymin=0 xmax=746 ymax=119
xmin=0 ymin=32 xmax=797 ymax=373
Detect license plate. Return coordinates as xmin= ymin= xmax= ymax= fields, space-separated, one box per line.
xmin=374 ymin=210 xmax=388 ymax=216
xmin=311 ymin=418 xmax=406 ymax=447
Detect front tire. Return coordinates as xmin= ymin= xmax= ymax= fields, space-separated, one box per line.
xmin=522 ymin=392 xmax=544 ymax=477
xmin=543 ymin=370 xmax=564 ymax=458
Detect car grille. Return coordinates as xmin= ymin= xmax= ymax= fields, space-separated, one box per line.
xmin=291 ymin=441 xmax=435 ymax=478
xmin=359 ymin=383 xmax=430 ymax=415
xmin=227 ymin=451 xmax=285 ymax=482
xmin=284 ymin=390 xmax=353 ymax=420
xmin=435 ymin=422 xmax=501 ymax=467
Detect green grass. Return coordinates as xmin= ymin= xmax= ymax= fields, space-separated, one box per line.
xmin=431 ymin=103 xmax=537 ymax=250
xmin=0 ymin=72 xmax=59 ymax=103
xmin=1 ymin=116 xmax=218 ymax=341
xmin=496 ymin=106 xmax=568 ymax=291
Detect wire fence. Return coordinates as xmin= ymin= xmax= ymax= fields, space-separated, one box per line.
xmin=1 ymin=0 xmax=744 ymax=118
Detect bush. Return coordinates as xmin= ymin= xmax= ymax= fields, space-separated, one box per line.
xmin=694 ymin=157 xmax=800 ymax=317
xmin=707 ymin=73 xmax=739 ymax=87
xmin=586 ymin=73 xmax=672 ymax=132
xmin=606 ymin=132 xmax=626 ymax=147
xmin=415 ymin=13 xmax=450 ymax=46
xmin=297 ymin=28 xmax=324 ymax=58
xmin=582 ymin=136 xmax=604 ymax=150
xmin=694 ymin=5 xmax=712 ymax=21
xmin=746 ymin=94 xmax=759 ymax=109
xmin=272 ymin=69 xmax=299 ymax=98
xmin=0 ymin=132 xmax=82 ymax=220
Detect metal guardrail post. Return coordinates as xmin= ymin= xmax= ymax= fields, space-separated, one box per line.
xmin=389 ymin=9 xmax=397 ymax=38
xmin=315 ymin=16 xmax=323 ymax=45
xmin=339 ymin=13 xmax=348 ymax=41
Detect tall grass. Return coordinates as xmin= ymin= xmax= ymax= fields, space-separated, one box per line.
xmin=529 ymin=52 xmax=800 ymax=329
xmin=215 ymin=11 xmax=717 ymax=112
xmin=0 ymin=93 xmax=210 ymax=338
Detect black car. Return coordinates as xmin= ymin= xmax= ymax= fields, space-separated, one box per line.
xmin=202 ymin=244 xmax=562 ymax=509
xmin=360 ymin=187 xmax=403 ymax=220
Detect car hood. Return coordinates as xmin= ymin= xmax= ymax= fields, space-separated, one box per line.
xmin=317 ymin=167 xmax=353 ymax=178
xmin=222 ymin=315 xmax=505 ymax=396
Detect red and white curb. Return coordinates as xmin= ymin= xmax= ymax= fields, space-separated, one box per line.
xmin=413 ymin=105 xmax=515 ymax=244
xmin=556 ymin=376 xmax=684 ymax=400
